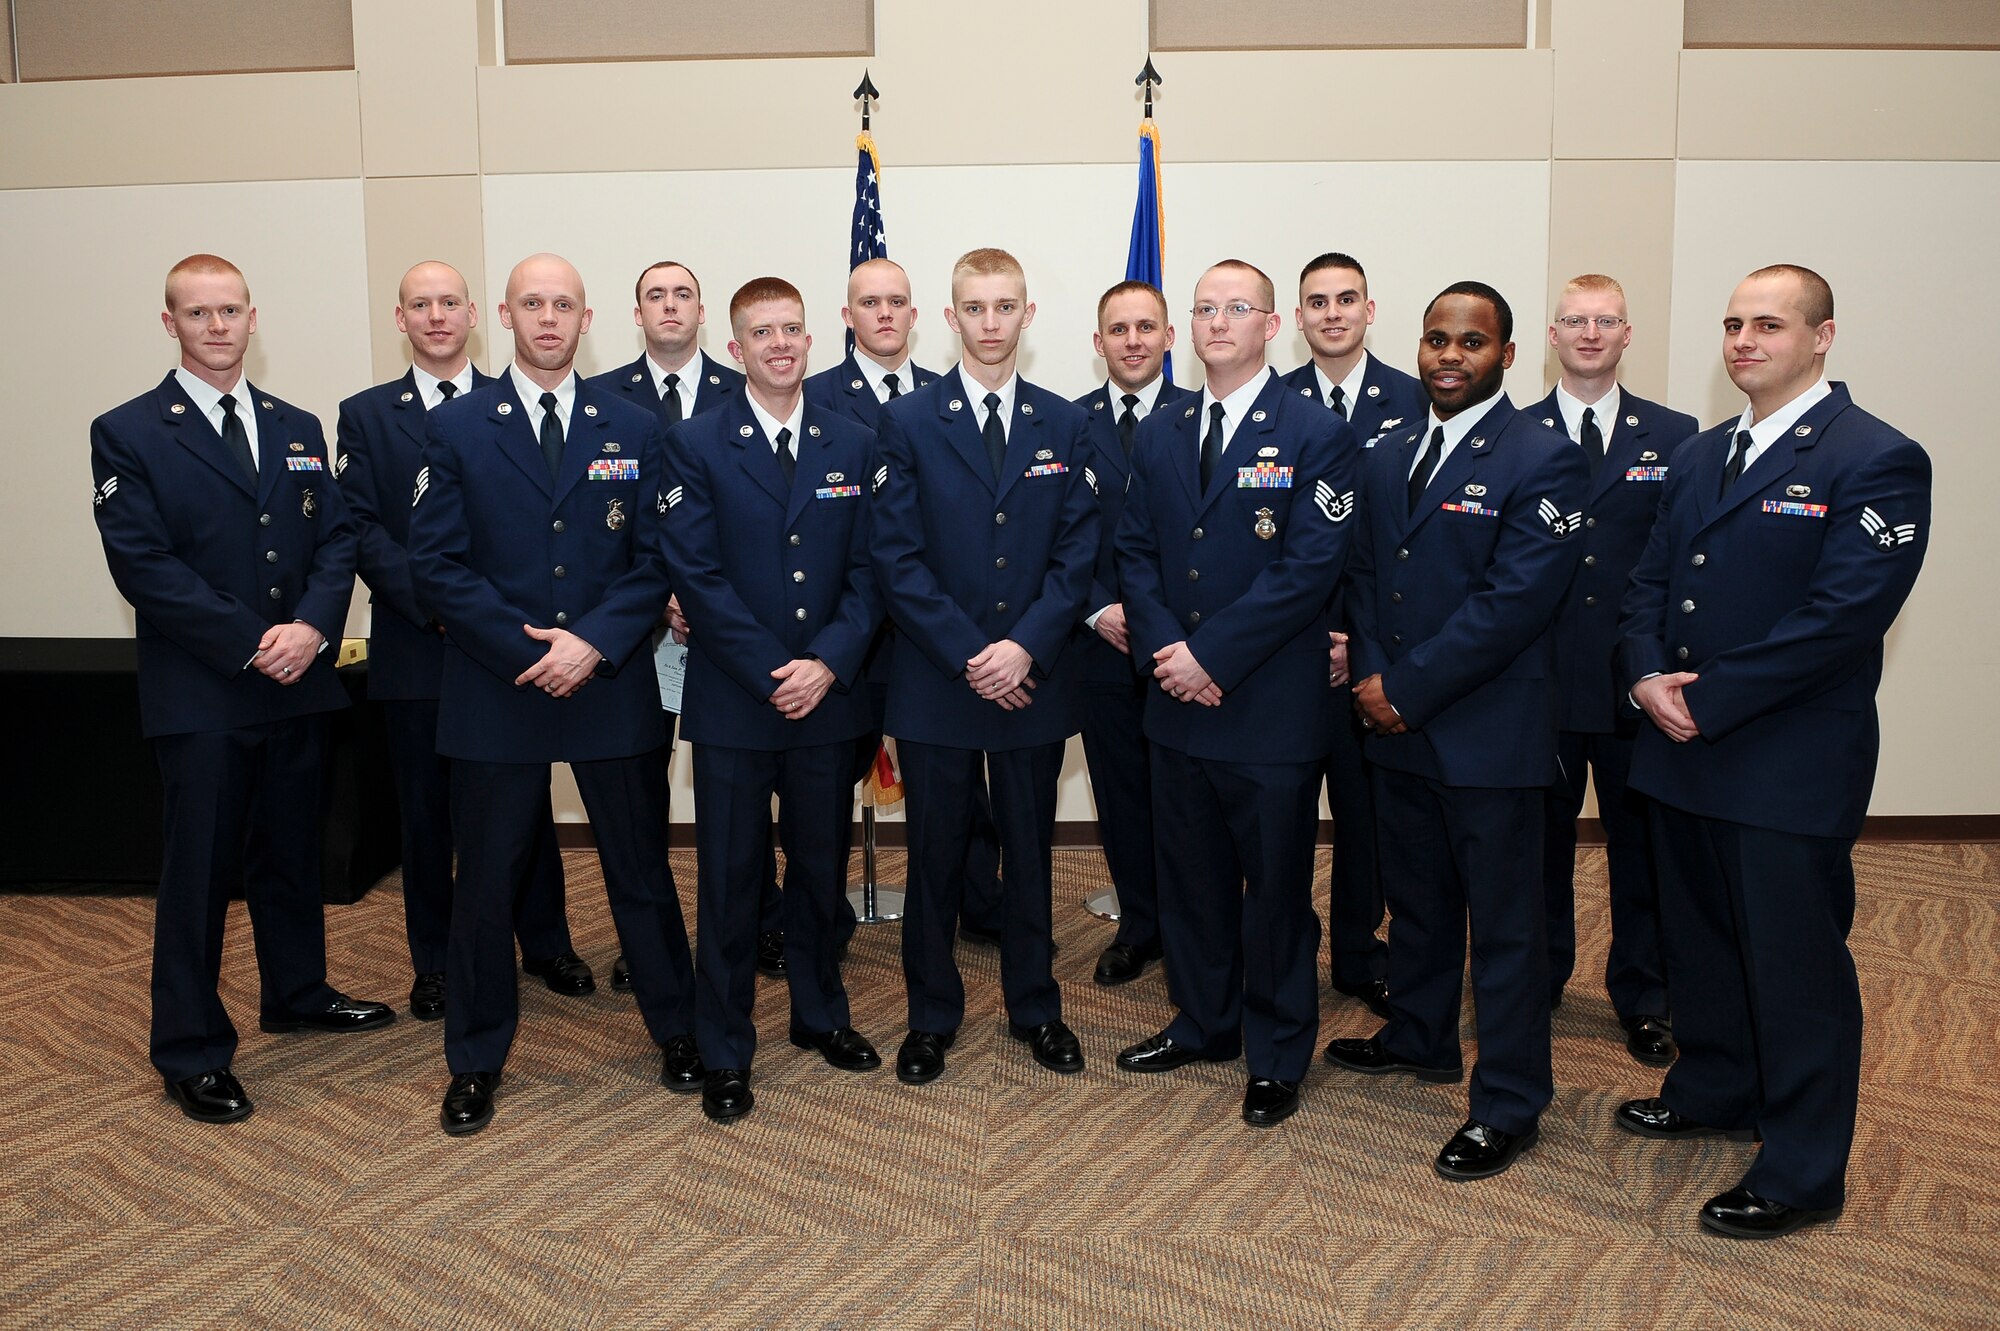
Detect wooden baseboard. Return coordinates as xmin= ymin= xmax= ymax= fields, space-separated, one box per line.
xmin=555 ymin=814 xmax=2000 ymax=850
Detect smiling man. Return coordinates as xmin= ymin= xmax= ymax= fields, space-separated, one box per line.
xmin=334 ymin=261 xmax=586 ymax=1022
xmin=1111 ymin=260 xmax=1355 ymax=1129
xmin=1525 ymin=274 xmax=1696 ymax=1066
xmin=409 ymin=252 xmax=699 ymax=1135
xmin=1281 ymin=251 xmax=1427 ymax=1022
xmin=871 ymin=247 xmax=1099 ymax=1085
xmin=1069 ymin=280 xmax=1192 ymax=986
xmin=1616 ymin=264 xmax=1930 ymax=1239
xmin=90 ymin=254 xmax=391 ymax=1125
xmin=661 ymin=278 xmax=886 ymax=1122
xmin=1326 ymin=281 xmax=1587 ymax=1181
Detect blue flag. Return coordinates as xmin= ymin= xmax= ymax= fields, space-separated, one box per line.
xmin=849 ymin=133 xmax=888 ymax=355
xmin=1125 ymin=119 xmax=1170 ymax=383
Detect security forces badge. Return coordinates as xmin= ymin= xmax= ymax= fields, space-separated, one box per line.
xmin=606 ymin=498 xmax=627 ymax=531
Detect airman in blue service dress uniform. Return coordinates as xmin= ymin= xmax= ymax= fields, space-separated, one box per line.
xmin=1529 ymin=273 xmax=1697 ymax=1066
xmin=1112 ymin=260 xmax=1355 ymax=1129
xmin=335 ymin=260 xmax=584 ymax=1021
xmin=584 ymin=260 xmax=758 ymax=990
xmin=1280 ymin=252 xmax=1426 ymax=1019
xmin=1617 ymin=265 xmax=1930 ymax=1240
xmin=872 ymin=248 xmax=1099 ymax=1085
xmin=662 ymin=278 xmax=887 ymax=1122
xmin=1070 ymin=280 xmax=1192 ymax=987
xmin=1326 ymin=282 xmax=1588 ymax=1180
xmin=408 ymin=253 xmax=699 ymax=1135
xmin=90 ymin=254 xmax=392 ymax=1125
xmin=804 ymin=256 xmax=1004 ymax=943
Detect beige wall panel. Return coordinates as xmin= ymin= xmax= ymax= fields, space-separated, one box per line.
xmin=1669 ymin=160 xmax=2000 ymax=816
xmin=1679 ymin=50 xmax=2000 ymax=160
xmin=2 ymin=4 xmax=16 ymax=82
xmin=361 ymin=176 xmax=490 ymax=384
xmin=1685 ymin=0 xmax=2000 ymax=50
xmin=14 ymin=0 xmax=354 ymax=80
xmin=0 ymin=72 xmax=362 ymax=189
xmin=0 ymin=178 xmax=373 ymax=643
xmin=1550 ymin=0 xmax=1682 ymax=160
xmin=1151 ymin=0 xmax=1527 ymax=51
xmin=1542 ymin=159 xmax=1676 ymax=402
xmin=503 ymin=0 xmax=870 ymax=63
xmin=353 ymin=0 xmax=481 ymax=178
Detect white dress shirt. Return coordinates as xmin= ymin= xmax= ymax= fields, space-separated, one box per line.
xmin=958 ymin=365 xmax=1018 ymax=443
xmin=174 ymin=366 xmax=260 ymax=471
xmin=412 ymin=362 xmax=475 ymax=412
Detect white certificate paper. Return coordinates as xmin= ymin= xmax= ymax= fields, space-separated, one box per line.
xmin=653 ymin=631 xmax=688 ymax=714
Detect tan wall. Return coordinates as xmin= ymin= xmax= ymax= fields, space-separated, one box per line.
xmin=0 ymin=0 xmax=1993 ymax=819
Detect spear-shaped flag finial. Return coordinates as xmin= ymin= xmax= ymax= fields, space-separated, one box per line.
xmin=1135 ymin=57 xmax=1162 ymax=118
xmin=854 ymin=69 xmax=880 ymax=131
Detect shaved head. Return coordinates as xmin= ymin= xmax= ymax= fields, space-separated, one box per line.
xmin=507 ymin=252 xmax=584 ymax=305
xmin=399 ymin=259 xmax=469 ymax=306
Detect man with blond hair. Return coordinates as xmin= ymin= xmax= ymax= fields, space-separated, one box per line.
xmin=335 ymin=260 xmax=586 ymax=1022
xmin=91 ymin=254 xmax=391 ymax=1125
xmin=1528 ymin=273 xmax=1696 ymax=1066
xmin=410 ymin=253 xmax=698 ymax=1135
xmin=872 ymin=248 xmax=1099 ymax=1085
xmin=1617 ymin=264 xmax=1929 ymax=1238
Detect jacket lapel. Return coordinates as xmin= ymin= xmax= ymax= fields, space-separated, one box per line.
xmin=251 ymin=387 xmax=289 ymax=508
xmin=1196 ymin=373 xmax=1285 ymax=513
xmin=1698 ymin=392 xmax=1846 ymax=532
xmin=785 ymin=408 xmax=836 ymax=529
xmin=1596 ymin=403 xmax=1649 ymax=505
xmin=728 ymin=396 xmax=792 ymax=510
xmin=552 ymin=380 xmax=610 ymax=507
xmin=940 ymin=379 xmax=998 ymax=495
xmin=1398 ymin=397 xmax=1512 ymax=542
xmin=491 ymin=380 xmax=553 ymax=497
xmin=391 ymin=369 xmax=428 ymax=450
xmin=157 ymin=375 xmax=256 ymax=497
xmin=993 ymin=386 xmax=1050 ymax=507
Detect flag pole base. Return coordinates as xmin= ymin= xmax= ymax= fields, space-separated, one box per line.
xmin=1083 ymin=889 xmax=1121 ymax=922
xmin=849 ymin=803 xmax=906 ymax=924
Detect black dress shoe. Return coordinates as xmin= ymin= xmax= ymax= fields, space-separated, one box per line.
xmin=1331 ymin=976 xmax=1392 ymax=1020
xmin=441 ymin=1072 xmax=498 ymax=1135
xmin=611 ymin=954 xmax=633 ymax=992
xmin=1094 ymin=941 xmax=1164 ymax=987
xmin=409 ymin=972 xmax=446 ymax=1022
xmin=164 ymin=1069 xmax=253 ymax=1124
xmin=659 ymin=1035 xmax=705 ymax=1093
xmin=1615 ymin=1096 xmax=1759 ymax=1142
xmin=1435 ymin=1118 xmax=1539 ymax=1180
xmin=789 ymin=1025 xmax=882 ymax=1072
xmin=259 ymin=994 xmax=396 ymax=1034
xmin=1622 ymin=1016 xmax=1678 ymax=1067
xmin=1009 ymin=1018 xmax=1084 ymax=1074
xmin=1116 ymin=1030 xmax=1232 ymax=1074
xmin=756 ymin=930 xmax=788 ymax=978
xmin=701 ymin=1069 xmax=754 ymax=1122
xmin=1242 ymin=1077 xmax=1302 ymax=1127
xmin=1323 ymin=1034 xmax=1461 ymax=1082
xmin=522 ymin=950 xmax=596 ymax=996
xmin=1699 ymin=1186 xmax=1841 ymax=1240
xmin=895 ymin=1029 xmax=956 ymax=1085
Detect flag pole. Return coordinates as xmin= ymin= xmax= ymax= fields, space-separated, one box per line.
xmin=846 ymin=69 xmax=906 ymax=926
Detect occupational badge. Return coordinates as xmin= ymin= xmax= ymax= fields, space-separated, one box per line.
xmin=1258 ymin=446 xmax=1280 ymax=458
xmin=1254 ymin=507 xmax=1277 ymax=540
xmin=1035 ymin=448 xmax=1053 ymax=461
xmin=289 ymin=441 xmax=304 ymax=452
xmin=1465 ymin=483 xmax=1487 ymax=497
xmin=301 ymin=488 xmax=317 ymax=518
xmin=828 ymin=472 xmax=845 ymax=483
xmin=603 ymin=441 xmax=621 ymax=453
xmin=1787 ymin=484 xmax=1812 ymax=498
xmin=606 ymin=499 xmax=626 ymax=531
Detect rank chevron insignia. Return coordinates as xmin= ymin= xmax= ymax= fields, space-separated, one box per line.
xmin=1314 ymin=479 xmax=1354 ymax=522
xmin=411 ymin=466 xmax=429 ymax=507
xmin=92 ymin=475 xmax=118 ymax=507
xmin=873 ymin=465 xmax=889 ymax=493
xmin=1083 ymin=465 xmax=1099 ymax=497
xmin=1858 ymin=506 xmax=1917 ymax=549
xmin=661 ymin=484 xmax=684 ymax=510
xmin=1537 ymin=496 xmax=1582 ymax=535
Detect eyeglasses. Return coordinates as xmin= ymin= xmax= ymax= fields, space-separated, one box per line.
xmin=1555 ymin=315 xmax=1627 ymax=331
xmin=1191 ymin=302 xmax=1271 ymax=321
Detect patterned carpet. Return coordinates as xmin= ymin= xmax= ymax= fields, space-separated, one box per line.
xmin=2 ymin=843 xmax=1995 ymax=1330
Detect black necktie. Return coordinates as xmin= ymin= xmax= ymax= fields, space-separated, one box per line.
xmin=1580 ymin=407 xmax=1604 ymax=479
xmin=436 ymin=380 xmax=458 ymax=404
xmin=1199 ymin=402 xmax=1226 ymax=491
xmin=982 ymin=392 xmax=1007 ymax=481
xmin=661 ymin=373 xmax=683 ymax=424
xmin=883 ymin=372 xmax=901 ymax=400
xmin=1118 ymin=393 xmax=1140 ymax=457
xmin=1329 ymin=386 xmax=1347 ymax=419
xmin=1722 ymin=429 xmax=1752 ymax=496
xmin=1408 ymin=426 xmax=1444 ymax=516
xmin=775 ymin=426 xmax=795 ymax=489
xmin=538 ymin=391 xmax=564 ymax=480
xmin=218 ymin=393 xmax=256 ymax=482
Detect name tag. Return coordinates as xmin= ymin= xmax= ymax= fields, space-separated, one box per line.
xmin=1237 ymin=463 xmax=1293 ymax=488
xmin=1761 ymin=500 xmax=1827 ymax=519
xmin=588 ymin=459 xmax=640 ymax=481
xmin=1025 ymin=462 xmax=1068 ymax=478
xmin=1439 ymin=501 xmax=1499 ymax=518
xmin=285 ymin=457 xmax=324 ymax=471
xmin=1624 ymin=466 xmax=1668 ymax=482
xmin=815 ymin=485 xmax=862 ymax=499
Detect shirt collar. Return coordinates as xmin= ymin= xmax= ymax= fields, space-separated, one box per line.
xmin=1733 ymin=377 xmax=1831 ymax=455
xmin=1200 ymin=366 xmax=1275 ymax=432
xmin=509 ymin=364 xmax=577 ymax=426
xmin=1313 ymin=354 xmax=1371 ymax=411
xmin=746 ymin=393 xmax=805 ymax=452
xmin=1425 ymin=388 xmax=1508 ymax=455
xmin=648 ymin=349 xmax=703 ymax=401
xmin=1554 ymin=380 xmax=1621 ymax=446
xmin=855 ymin=349 xmax=911 ymax=400
xmin=411 ymin=362 xmax=474 ymax=411
xmin=958 ymin=365 xmax=1018 ymax=423
xmin=1104 ymin=374 xmax=1166 ymax=419
xmin=174 ymin=365 xmax=246 ymax=423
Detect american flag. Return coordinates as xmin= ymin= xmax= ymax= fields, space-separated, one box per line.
xmin=849 ymin=132 xmax=888 ymax=354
